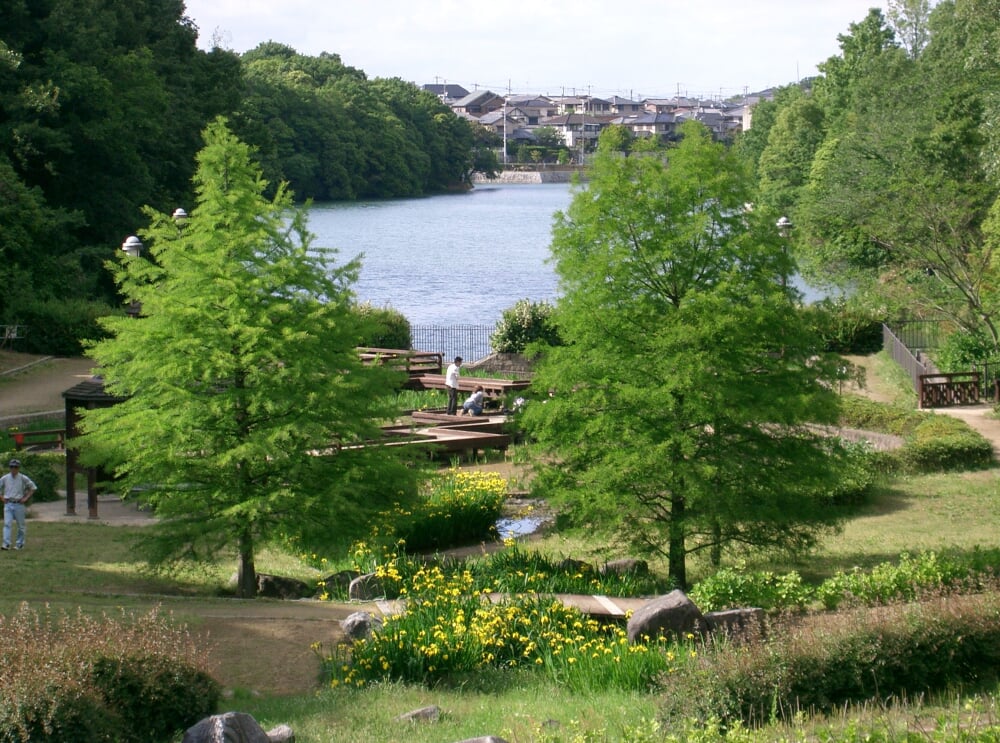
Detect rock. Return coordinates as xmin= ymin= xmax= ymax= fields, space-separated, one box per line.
xmin=348 ymin=573 xmax=385 ymax=601
xmin=319 ymin=569 xmax=359 ymax=596
xmin=340 ymin=611 xmax=383 ymax=641
xmin=257 ymin=573 xmax=312 ymax=599
xmin=395 ymin=705 xmax=441 ymax=723
xmin=626 ymin=589 xmax=706 ymax=643
xmin=182 ymin=711 xmax=271 ymax=743
xmin=556 ymin=557 xmax=593 ymax=574
xmin=703 ymin=608 xmax=766 ymax=638
xmin=266 ymin=724 xmax=295 ymax=742
xmin=599 ymin=558 xmax=649 ymax=576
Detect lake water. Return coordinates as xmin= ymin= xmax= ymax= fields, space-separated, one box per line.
xmin=308 ymin=183 xmax=574 ymax=327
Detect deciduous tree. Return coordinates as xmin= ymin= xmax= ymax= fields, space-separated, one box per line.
xmin=79 ymin=119 xmax=422 ymax=597
xmin=523 ymin=122 xmax=848 ymax=588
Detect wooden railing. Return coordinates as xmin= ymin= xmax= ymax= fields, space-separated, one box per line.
xmin=357 ymin=348 xmax=443 ymax=376
xmin=918 ymin=372 xmax=980 ymax=409
xmin=7 ymin=428 xmax=65 ymax=451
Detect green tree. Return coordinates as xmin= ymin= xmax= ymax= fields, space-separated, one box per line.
xmin=79 ymin=120 xmax=422 ymax=597
xmin=522 ymin=123 xmax=848 ymax=588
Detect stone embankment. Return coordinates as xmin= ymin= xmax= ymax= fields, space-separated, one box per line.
xmin=473 ymin=168 xmax=581 ymax=184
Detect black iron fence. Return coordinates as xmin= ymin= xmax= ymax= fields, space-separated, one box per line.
xmin=410 ymin=324 xmax=497 ymax=363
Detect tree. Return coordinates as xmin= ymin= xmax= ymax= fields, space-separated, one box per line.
xmin=78 ymin=119 xmax=423 ymax=597
xmin=522 ymin=122 xmax=848 ymax=588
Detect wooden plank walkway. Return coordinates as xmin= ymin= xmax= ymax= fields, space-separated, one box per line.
xmin=406 ymin=373 xmax=531 ymax=398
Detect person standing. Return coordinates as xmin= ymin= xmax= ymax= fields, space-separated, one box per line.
xmin=445 ymin=356 xmax=463 ymax=415
xmin=2 ymin=458 xmax=36 ymax=551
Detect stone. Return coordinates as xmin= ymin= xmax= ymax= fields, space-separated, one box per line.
xmin=256 ymin=573 xmax=312 ymax=600
xmin=703 ymin=607 xmax=766 ymax=638
xmin=556 ymin=557 xmax=593 ymax=574
xmin=395 ymin=705 xmax=441 ymax=723
xmin=341 ymin=611 xmax=383 ymax=641
xmin=182 ymin=711 xmax=271 ymax=743
xmin=348 ymin=572 xmax=385 ymax=601
xmin=319 ymin=569 xmax=359 ymax=596
xmin=265 ymin=724 xmax=295 ymax=742
xmin=599 ymin=558 xmax=649 ymax=576
xmin=626 ymin=589 xmax=706 ymax=644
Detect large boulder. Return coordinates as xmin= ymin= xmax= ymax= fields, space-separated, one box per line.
xmin=348 ymin=573 xmax=385 ymax=601
xmin=257 ymin=573 xmax=312 ymax=599
xmin=626 ymin=589 xmax=706 ymax=644
xmin=182 ymin=711 xmax=294 ymax=743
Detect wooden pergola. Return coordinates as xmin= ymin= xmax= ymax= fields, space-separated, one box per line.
xmin=62 ymin=377 xmax=125 ymax=519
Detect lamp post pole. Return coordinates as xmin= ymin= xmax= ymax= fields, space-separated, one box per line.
xmin=776 ymin=216 xmax=793 ymax=289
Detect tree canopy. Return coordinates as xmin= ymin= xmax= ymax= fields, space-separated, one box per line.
xmin=523 ymin=123 xmax=849 ymax=588
xmin=78 ymin=119 xmax=424 ymax=597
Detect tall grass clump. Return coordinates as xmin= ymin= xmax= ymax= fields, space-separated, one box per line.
xmin=0 ymin=603 xmax=219 ymax=742
xmin=319 ymin=563 xmax=693 ymax=693
xmin=659 ymin=590 xmax=1000 ymax=728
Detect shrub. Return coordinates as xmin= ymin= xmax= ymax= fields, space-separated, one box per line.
xmin=0 ymin=605 xmax=219 ymax=742
xmin=490 ymin=299 xmax=560 ymax=354
xmin=0 ymin=450 xmax=61 ymax=502
xmin=837 ymin=395 xmax=923 ymax=436
xmin=90 ymin=655 xmax=219 ymax=742
xmin=898 ymin=414 xmax=994 ymax=472
xmin=659 ymin=591 xmax=1000 ymax=727
xmin=689 ymin=567 xmax=814 ymax=613
xmin=934 ymin=328 xmax=998 ymax=373
xmin=10 ymin=298 xmax=113 ymax=356
xmin=353 ymin=302 xmax=412 ymax=350
xmin=802 ymin=297 xmax=884 ymax=354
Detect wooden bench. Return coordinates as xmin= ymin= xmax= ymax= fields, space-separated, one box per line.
xmin=8 ymin=428 xmax=66 ymax=451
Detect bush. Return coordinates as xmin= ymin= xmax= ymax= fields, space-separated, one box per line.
xmin=934 ymin=328 xmax=998 ymax=372
xmin=659 ymin=591 xmax=1000 ymax=727
xmin=689 ymin=568 xmax=814 ymax=613
xmin=0 ymin=605 xmax=219 ymax=742
xmin=0 ymin=450 xmax=61 ymax=502
xmin=837 ymin=395 xmax=922 ymax=436
xmin=490 ymin=299 xmax=560 ymax=354
xmin=91 ymin=655 xmax=219 ymax=741
xmin=898 ymin=414 xmax=994 ymax=472
xmin=803 ymin=297 xmax=883 ymax=354
xmin=9 ymin=298 xmax=113 ymax=356
xmin=353 ymin=302 xmax=412 ymax=350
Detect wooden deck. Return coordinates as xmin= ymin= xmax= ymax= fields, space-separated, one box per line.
xmin=406 ymin=373 xmax=531 ymax=397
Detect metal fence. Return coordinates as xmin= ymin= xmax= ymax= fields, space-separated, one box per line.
xmin=410 ymin=324 xmax=497 ymax=363
xmin=883 ymin=323 xmax=929 ymax=393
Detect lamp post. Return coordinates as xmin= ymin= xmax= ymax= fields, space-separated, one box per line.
xmin=776 ymin=216 xmax=793 ymax=289
xmin=121 ymin=235 xmax=143 ymax=258
xmin=172 ymin=207 xmax=188 ymax=224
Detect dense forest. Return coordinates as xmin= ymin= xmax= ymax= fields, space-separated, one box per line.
xmin=0 ymin=0 xmax=493 ymax=352
xmin=742 ymin=0 xmax=1000 ymax=368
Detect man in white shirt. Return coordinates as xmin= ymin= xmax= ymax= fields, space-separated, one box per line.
xmin=445 ymin=356 xmax=462 ymax=415
xmin=1 ymin=458 xmax=36 ymax=551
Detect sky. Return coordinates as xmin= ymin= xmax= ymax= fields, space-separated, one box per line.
xmin=181 ymin=0 xmax=889 ymax=101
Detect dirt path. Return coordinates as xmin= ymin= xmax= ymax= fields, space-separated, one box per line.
xmin=0 ymin=351 xmax=96 ymax=421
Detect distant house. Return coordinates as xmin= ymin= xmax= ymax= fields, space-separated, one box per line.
xmin=610 ymin=111 xmax=677 ymax=139
xmin=609 ymin=96 xmax=643 ymax=114
xmin=451 ymin=90 xmax=505 ymax=118
xmin=478 ymin=109 xmax=521 ymax=136
xmin=538 ymin=113 xmax=606 ymax=149
xmin=423 ymin=83 xmax=470 ymax=103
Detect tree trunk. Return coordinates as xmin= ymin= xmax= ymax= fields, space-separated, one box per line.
xmin=668 ymin=494 xmax=687 ymax=589
xmin=236 ymin=527 xmax=257 ymax=598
